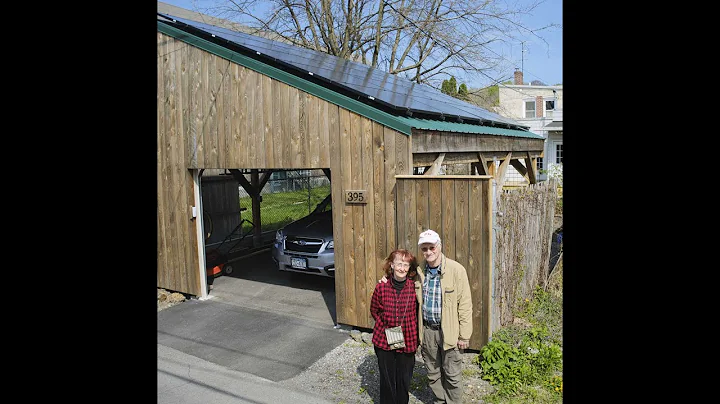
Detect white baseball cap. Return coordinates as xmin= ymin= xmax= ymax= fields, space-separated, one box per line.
xmin=418 ymin=229 xmax=441 ymax=246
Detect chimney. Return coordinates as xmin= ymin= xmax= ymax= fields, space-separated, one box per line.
xmin=514 ymin=68 xmax=523 ymax=85
xmin=535 ymin=96 xmax=543 ymax=118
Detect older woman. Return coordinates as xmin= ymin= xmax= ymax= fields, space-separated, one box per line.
xmin=370 ymin=248 xmax=419 ymax=404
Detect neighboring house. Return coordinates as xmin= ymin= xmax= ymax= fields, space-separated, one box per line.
xmin=496 ymin=69 xmax=563 ymax=183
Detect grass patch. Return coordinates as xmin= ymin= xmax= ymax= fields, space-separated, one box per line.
xmin=236 ymin=185 xmax=331 ymax=233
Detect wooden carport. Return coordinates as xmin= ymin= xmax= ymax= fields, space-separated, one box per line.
xmin=157 ymin=14 xmax=544 ymax=349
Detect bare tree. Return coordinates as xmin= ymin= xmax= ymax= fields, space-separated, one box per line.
xmin=186 ymin=0 xmax=559 ymax=90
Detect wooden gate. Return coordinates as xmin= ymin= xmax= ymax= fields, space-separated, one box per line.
xmin=201 ymin=174 xmax=242 ymax=246
xmin=394 ymin=175 xmax=493 ymax=350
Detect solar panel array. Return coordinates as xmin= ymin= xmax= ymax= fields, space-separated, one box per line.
xmin=158 ymin=13 xmax=523 ymax=129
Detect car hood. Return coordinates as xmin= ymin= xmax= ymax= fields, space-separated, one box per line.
xmin=282 ymin=210 xmax=333 ymax=239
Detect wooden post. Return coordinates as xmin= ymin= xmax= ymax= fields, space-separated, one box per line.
xmin=251 ymin=169 xmax=262 ymax=247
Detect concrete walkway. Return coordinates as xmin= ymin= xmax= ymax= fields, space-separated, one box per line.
xmin=158 ymin=344 xmax=334 ymax=404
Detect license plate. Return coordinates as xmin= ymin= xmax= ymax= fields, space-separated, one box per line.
xmin=291 ymin=257 xmax=307 ymax=269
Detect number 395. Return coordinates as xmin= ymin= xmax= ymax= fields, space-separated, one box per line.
xmin=346 ymin=191 xmax=365 ymax=202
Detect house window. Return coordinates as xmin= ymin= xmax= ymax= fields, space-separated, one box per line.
xmin=537 ymin=157 xmax=544 ymax=171
xmin=524 ymin=101 xmax=536 ymax=118
xmin=545 ymin=100 xmax=555 ymax=118
xmin=555 ymin=144 xmax=563 ymax=164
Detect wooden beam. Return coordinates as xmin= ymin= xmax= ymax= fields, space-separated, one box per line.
xmin=412 ymin=151 xmax=543 ymax=167
xmin=424 ymin=153 xmax=445 ymax=175
xmin=250 ymin=170 xmax=262 ymax=246
xmin=478 ymin=153 xmax=490 ymax=175
xmin=495 ymin=152 xmax=512 ymax=187
xmin=509 ymin=160 xmax=528 ymax=177
xmin=229 ymin=169 xmax=259 ymax=199
xmin=411 ymin=131 xmax=545 ymax=154
xmin=258 ymin=170 xmax=272 ymax=190
xmin=487 ymin=159 xmax=496 ymax=177
xmin=524 ymin=152 xmax=538 ymax=184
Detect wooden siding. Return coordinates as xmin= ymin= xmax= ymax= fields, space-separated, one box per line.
xmin=395 ymin=175 xmax=493 ymax=350
xmin=157 ymin=32 xmax=411 ymax=324
xmin=158 ymin=31 xmax=200 ymax=295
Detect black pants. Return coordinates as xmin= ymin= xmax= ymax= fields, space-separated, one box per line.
xmin=374 ymin=345 xmax=415 ymax=404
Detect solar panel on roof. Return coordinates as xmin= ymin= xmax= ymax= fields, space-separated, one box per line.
xmin=158 ymin=13 xmax=524 ymax=129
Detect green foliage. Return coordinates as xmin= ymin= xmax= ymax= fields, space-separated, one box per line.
xmin=467 ymin=85 xmax=499 ymax=109
xmin=520 ymin=287 xmax=563 ymax=335
xmin=441 ymin=77 xmax=456 ymax=95
xmin=544 ymin=375 xmax=563 ymax=396
xmin=458 ymin=83 xmax=468 ymax=96
xmin=441 ymin=76 xmax=471 ymax=101
xmin=479 ymin=338 xmax=530 ymax=396
xmin=238 ymin=185 xmax=331 ymax=233
xmin=477 ymin=285 xmax=562 ymax=401
xmin=485 ymin=85 xmax=499 ymax=104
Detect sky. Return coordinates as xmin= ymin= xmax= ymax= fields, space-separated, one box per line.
xmin=507 ymin=0 xmax=563 ymax=86
xmin=159 ymin=0 xmax=562 ymax=87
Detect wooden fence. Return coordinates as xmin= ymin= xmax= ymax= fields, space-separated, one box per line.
xmin=491 ymin=179 xmax=560 ymax=332
xmin=395 ymin=175 xmax=493 ymax=349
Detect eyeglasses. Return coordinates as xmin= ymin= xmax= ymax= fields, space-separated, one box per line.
xmin=421 ymin=245 xmax=437 ymax=252
xmin=393 ymin=262 xmax=411 ymax=268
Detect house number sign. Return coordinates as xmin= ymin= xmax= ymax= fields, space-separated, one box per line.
xmin=345 ymin=190 xmax=367 ymax=204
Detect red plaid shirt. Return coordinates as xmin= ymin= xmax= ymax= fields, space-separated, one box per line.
xmin=370 ymin=279 xmax=419 ymax=353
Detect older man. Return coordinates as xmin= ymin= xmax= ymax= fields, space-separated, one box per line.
xmin=415 ymin=229 xmax=473 ymax=404
xmin=380 ymin=229 xmax=473 ymax=403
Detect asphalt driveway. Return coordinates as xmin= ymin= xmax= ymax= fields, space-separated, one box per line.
xmin=157 ymin=249 xmax=350 ymax=382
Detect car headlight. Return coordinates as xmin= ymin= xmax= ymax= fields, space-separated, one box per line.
xmin=275 ymin=230 xmax=284 ymax=243
xmin=327 ymin=240 xmax=334 ymax=249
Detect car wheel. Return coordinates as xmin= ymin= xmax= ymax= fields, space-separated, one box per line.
xmin=223 ymin=264 xmax=233 ymax=275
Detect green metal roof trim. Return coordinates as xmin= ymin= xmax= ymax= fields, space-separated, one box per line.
xmin=396 ymin=117 xmax=544 ymax=139
xmin=158 ymin=21 xmax=540 ymax=140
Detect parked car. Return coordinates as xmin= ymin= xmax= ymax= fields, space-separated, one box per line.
xmin=271 ymin=194 xmax=335 ymax=277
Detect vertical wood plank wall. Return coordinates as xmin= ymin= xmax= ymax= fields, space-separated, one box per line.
xmin=200 ymin=176 xmax=241 ymax=246
xmin=157 ymin=32 xmax=411 ymax=329
xmin=395 ymin=175 xmax=493 ymax=350
xmin=158 ymin=31 xmax=199 ymax=296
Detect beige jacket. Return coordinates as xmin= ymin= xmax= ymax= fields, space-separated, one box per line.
xmin=414 ymin=253 xmax=473 ymax=351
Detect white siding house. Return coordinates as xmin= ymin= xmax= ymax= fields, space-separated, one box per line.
xmin=496 ymin=70 xmax=563 ymax=183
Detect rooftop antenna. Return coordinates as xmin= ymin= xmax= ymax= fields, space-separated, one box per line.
xmin=521 ymin=41 xmax=525 ymax=82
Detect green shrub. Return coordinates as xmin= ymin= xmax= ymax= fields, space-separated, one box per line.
xmin=477 ymin=285 xmax=563 ymax=401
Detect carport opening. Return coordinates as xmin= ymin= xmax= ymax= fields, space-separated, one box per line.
xmin=200 ymin=167 xmax=336 ymax=280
